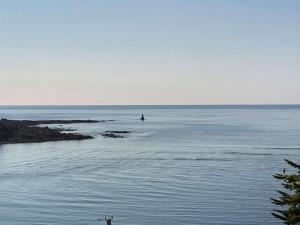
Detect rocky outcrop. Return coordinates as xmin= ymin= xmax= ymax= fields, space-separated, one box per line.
xmin=101 ymin=131 xmax=131 ymax=138
xmin=0 ymin=119 xmax=99 ymax=144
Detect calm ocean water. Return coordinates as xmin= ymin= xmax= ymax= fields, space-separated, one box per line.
xmin=0 ymin=105 xmax=300 ymax=225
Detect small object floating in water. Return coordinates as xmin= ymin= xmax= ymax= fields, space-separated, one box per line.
xmin=99 ymin=215 xmax=113 ymax=225
xmin=140 ymin=114 xmax=145 ymax=121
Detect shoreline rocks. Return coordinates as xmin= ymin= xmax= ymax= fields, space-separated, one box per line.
xmin=0 ymin=119 xmax=99 ymax=144
xmin=101 ymin=131 xmax=131 ymax=138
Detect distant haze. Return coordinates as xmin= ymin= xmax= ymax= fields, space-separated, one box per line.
xmin=0 ymin=0 xmax=299 ymax=105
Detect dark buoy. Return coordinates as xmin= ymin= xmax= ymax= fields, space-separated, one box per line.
xmin=140 ymin=114 xmax=145 ymax=121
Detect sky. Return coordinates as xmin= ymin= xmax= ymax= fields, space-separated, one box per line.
xmin=0 ymin=0 xmax=299 ymax=105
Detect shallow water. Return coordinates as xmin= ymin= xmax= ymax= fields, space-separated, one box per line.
xmin=0 ymin=105 xmax=299 ymax=225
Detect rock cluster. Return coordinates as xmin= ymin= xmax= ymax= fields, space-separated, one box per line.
xmin=0 ymin=119 xmax=98 ymax=144
xmin=101 ymin=131 xmax=131 ymax=138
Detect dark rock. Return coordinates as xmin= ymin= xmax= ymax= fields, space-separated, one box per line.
xmin=0 ymin=119 xmax=98 ymax=144
xmin=105 ymin=131 xmax=131 ymax=134
xmin=99 ymin=120 xmax=115 ymax=122
xmin=102 ymin=133 xmax=124 ymax=138
xmin=101 ymin=130 xmax=131 ymax=138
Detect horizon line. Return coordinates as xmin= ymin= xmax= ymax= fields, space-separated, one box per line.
xmin=0 ymin=104 xmax=300 ymax=106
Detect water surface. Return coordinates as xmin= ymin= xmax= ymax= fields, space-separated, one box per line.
xmin=0 ymin=105 xmax=299 ymax=225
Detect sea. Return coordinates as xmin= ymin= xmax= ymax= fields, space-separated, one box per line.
xmin=0 ymin=105 xmax=299 ymax=225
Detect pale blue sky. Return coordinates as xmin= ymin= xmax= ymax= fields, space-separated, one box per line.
xmin=0 ymin=0 xmax=299 ymax=104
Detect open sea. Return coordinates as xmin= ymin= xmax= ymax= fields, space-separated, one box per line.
xmin=0 ymin=105 xmax=299 ymax=225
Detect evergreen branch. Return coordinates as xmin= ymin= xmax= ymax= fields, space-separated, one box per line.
xmin=285 ymin=159 xmax=300 ymax=170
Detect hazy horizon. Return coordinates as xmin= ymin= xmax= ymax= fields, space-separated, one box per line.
xmin=1 ymin=104 xmax=300 ymax=108
xmin=1 ymin=0 xmax=299 ymax=105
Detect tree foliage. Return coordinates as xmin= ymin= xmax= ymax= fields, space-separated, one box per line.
xmin=272 ymin=159 xmax=300 ymax=225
